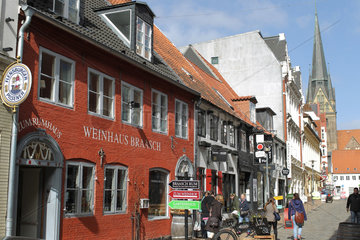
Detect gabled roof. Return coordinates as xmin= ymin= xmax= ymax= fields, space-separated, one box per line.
xmin=337 ymin=129 xmax=360 ymax=150
xmin=153 ymin=26 xmax=257 ymax=128
xmin=264 ymin=34 xmax=287 ymax=62
xmin=25 ymin=0 xmax=194 ymax=92
xmin=332 ymin=150 xmax=360 ymax=174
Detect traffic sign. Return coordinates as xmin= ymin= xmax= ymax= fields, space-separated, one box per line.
xmin=255 ymin=151 xmax=266 ymax=158
xmin=256 ymin=144 xmax=264 ymax=151
xmin=169 ymin=190 xmax=200 ymax=200
xmin=169 ymin=180 xmax=200 ymax=189
xmin=168 ymin=200 xmax=201 ymax=210
xmin=282 ymin=168 xmax=290 ymax=176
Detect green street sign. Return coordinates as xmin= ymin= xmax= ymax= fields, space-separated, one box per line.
xmin=168 ymin=200 xmax=201 ymax=210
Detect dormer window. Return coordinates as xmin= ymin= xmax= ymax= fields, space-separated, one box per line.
xmin=53 ymin=0 xmax=79 ymax=23
xmin=102 ymin=10 xmax=131 ymax=47
xmin=96 ymin=2 xmax=155 ymax=61
xmin=136 ymin=17 xmax=152 ymax=60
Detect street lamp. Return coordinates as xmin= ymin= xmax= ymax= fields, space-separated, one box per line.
xmin=311 ymin=160 xmax=315 ymax=205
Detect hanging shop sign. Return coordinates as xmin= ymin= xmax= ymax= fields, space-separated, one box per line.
xmin=282 ymin=168 xmax=290 ymax=176
xmin=0 ymin=62 xmax=32 ymax=108
xmin=168 ymin=200 xmax=201 ymax=210
xmin=211 ymin=148 xmax=228 ymax=162
xmin=169 ymin=190 xmax=200 ymax=200
xmin=169 ymin=180 xmax=200 ymax=189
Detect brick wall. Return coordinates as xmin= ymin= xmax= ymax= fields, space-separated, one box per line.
xmin=19 ymin=17 xmax=195 ymax=240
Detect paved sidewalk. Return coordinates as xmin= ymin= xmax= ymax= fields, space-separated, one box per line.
xmin=277 ymin=199 xmax=349 ymax=240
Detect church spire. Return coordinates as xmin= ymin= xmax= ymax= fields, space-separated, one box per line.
xmin=311 ymin=9 xmax=328 ymax=83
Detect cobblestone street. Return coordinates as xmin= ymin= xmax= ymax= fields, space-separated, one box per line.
xmin=277 ymin=199 xmax=350 ymax=240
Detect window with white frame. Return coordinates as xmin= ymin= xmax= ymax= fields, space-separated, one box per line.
xmin=209 ymin=114 xmax=219 ymax=141
xmin=240 ymin=130 xmax=247 ymax=152
xmin=65 ymin=162 xmax=94 ymax=216
xmin=152 ymin=90 xmax=168 ymax=133
xmin=346 ymin=176 xmax=350 ymax=180
xmin=53 ymin=0 xmax=79 ymax=23
xmin=148 ymin=169 xmax=169 ymax=219
xmin=175 ymin=99 xmax=188 ymax=138
xmin=352 ymin=176 xmax=356 ymax=180
xmin=221 ymin=121 xmax=227 ymax=145
xmin=104 ymin=165 xmax=127 ymax=214
xmin=333 ymin=176 xmax=338 ymax=181
xmin=136 ymin=17 xmax=152 ymax=60
xmin=229 ymin=124 xmax=235 ymax=147
xmin=121 ymin=82 xmax=143 ymax=126
xmin=340 ymin=176 xmax=344 ymax=180
xmin=39 ymin=48 xmax=75 ymax=106
xmin=88 ymin=69 xmax=114 ymax=118
xmin=249 ymin=135 xmax=254 ymax=153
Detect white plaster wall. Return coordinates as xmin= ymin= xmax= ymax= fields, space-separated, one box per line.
xmin=333 ymin=174 xmax=360 ymax=197
xmin=190 ymin=31 xmax=285 ymax=141
xmin=0 ymin=1 xmax=19 ymax=58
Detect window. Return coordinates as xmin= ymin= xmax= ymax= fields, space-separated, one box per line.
xmin=209 ymin=114 xmax=219 ymax=141
xmin=240 ymin=130 xmax=247 ymax=152
xmin=221 ymin=121 xmax=227 ymax=145
xmin=354 ymin=168 xmax=357 ymax=171
xmin=347 ymin=168 xmax=350 ymax=171
xmin=39 ymin=48 xmax=75 ymax=107
xmin=104 ymin=165 xmax=127 ymax=214
xmin=65 ymin=162 xmax=94 ymax=216
xmin=88 ymin=69 xmax=114 ymax=118
xmin=136 ymin=17 xmax=152 ymax=60
xmin=152 ymin=90 xmax=168 ymax=133
xmin=359 ymin=176 xmax=360 ymax=180
xmin=335 ymin=168 xmax=338 ymax=171
xmin=346 ymin=176 xmax=350 ymax=180
xmin=198 ymin=110 xmax=206 ymax=137
xmin=340 ymin=176 xmax=344 ymax=181
xmin=352 ymin=176 xmax=356 ymax=180
xmin=175 ymin=99 xmax=188 ymax=138
xmin=102 ymin=10 xmax=131 ymax=46
xmin=211 ymin=57 xmax=219 ymax=64
xmin=333 ymin=176 xmax=338 ymax=181
xmin=121 ymin=82 xmax=143 ymax=126
xmin=249 ymin=135 xmax=254 ymax=153
xmin=229 ymin=125 xmax=235 ymax=147
xmin=53 ymin=0 xmax=79 ymax=23
xmin=149 ymin=169 xmax=169 ymax=219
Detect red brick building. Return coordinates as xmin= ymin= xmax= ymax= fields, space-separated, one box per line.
xmin=13 ymin=1 xmax=198 ymax=239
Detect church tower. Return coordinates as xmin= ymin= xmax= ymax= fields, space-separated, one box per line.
xmin=306 ymin=8 xmax=338 ymax=152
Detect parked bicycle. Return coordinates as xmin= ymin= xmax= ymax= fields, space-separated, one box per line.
xmin=212 ymin=211 xmax=271 ymax=240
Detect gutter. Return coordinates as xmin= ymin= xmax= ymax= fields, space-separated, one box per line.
xmin=5 ymin=4 xmax=34 ymax=238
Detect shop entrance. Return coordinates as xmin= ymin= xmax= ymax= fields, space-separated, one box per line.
xmin=15 ymin=131 xmax=63 ymax=240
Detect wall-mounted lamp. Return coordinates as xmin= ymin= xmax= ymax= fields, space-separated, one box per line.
xmin=130 ymin=101 xmax=140 ymax=109
xmin=98 ymin=148 xmax=105 ymax=167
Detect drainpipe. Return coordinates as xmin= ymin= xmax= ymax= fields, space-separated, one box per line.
xmin=5 ymin=4 xmax=34 ymax=237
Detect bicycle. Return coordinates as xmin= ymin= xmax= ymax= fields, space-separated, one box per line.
xmin=212 ymin=211 xmax=270 ymax=240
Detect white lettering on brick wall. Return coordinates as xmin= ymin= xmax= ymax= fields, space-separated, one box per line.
xmin=18 ymin=117 xmax=62 ymax=138
xmin=83 ymin=126 xmax=161 ymax=152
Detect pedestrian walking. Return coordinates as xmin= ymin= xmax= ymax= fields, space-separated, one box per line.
xmin=239 ymin=193 xmax=250 ymax=223
xmin=264 ymin=197 xmax=279 ymax=240
xmin=346 ymin=187 xmax=360 ymax=223
xmin=288 ymin=193 xmax=307 ymax=240
xmin=205 ymin=194 xmax=224 ymax=238
xmin=200 ymin=191 xmax=214 ymax=238
xmin=230 ymin=193 xmax=240 ymax=224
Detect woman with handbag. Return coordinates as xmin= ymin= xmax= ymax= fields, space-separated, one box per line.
xmin=288 ymin=193 xmax=307 ymax=240
xmin=264 ymin=197 xmax=279 ymax=240
xmin=239 ymin=194 xmax=250 ymax=223
xmin=205 ymin=194 xmax=224 ymax=238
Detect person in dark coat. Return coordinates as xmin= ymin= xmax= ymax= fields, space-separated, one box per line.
xmin=239 ymin=194 xmax=250 ymax=223
xmin=205 ymin=194 xmax=224 ymax=237
xmin=346 ymin=187 xmax=360 ymax=223
xmin=200 ymin=191 xmax=214 ymax=237
xmin=288 ymin=193 xmax=307 ymax=240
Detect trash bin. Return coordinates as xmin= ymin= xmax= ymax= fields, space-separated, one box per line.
xmin=171 ymin=215 xmax=193 ymax=240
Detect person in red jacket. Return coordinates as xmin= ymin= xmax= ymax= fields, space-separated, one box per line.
xmin=288 ymin=193 xmax=307 ymax=240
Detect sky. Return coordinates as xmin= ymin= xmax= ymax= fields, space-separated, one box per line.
xmin=146 ymin=0 xmax=360 ymax=130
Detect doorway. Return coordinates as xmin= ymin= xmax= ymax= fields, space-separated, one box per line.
xmin=16 ymin=131 xmax=63 ymax=240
